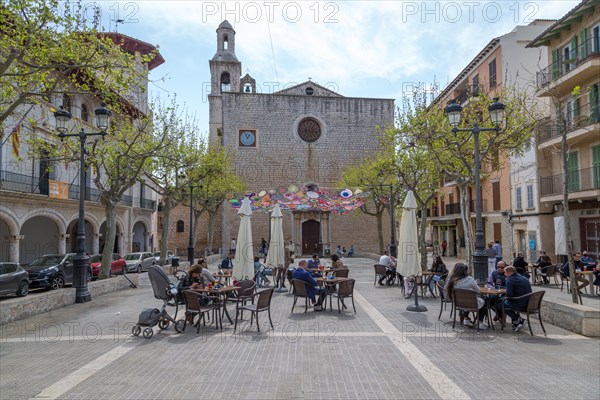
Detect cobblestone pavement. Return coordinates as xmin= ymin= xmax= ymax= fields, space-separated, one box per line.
xmin=1 ymin=257 xmax=598 ymax=400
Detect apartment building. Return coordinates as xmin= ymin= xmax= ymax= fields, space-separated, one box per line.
xmin=428 ymin=20 xmax=554 ymax=261
xmin=0 ymin=33 xmax=164 ymax=264
xmin=528 ymin=0 xmax=600 ymax=259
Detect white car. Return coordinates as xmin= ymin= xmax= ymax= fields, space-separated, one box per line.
xmin=153 ymin=251 xmax=174 ymax=265
xmin=123 ymin=252 xmax=156 ymax=273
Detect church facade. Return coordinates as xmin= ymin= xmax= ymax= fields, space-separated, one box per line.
xmin=209 ymin=21 xmax=395 ymax=256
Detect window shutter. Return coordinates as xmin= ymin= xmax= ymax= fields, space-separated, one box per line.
xmin=570 ymin=35 xmax=578 ymax=61
xmin=590 ymin=83 xmax=599 ymax=123
xmin=552 ymin=49 xmax=560 ymax=79
xmin=580 ymin=29 xmax=588 ymax=58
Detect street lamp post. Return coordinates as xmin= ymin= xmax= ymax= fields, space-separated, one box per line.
xmin=54 ymin=103 xmax=111 ymax=303
xmin=444 ymin=98 xmax=505 ymax=283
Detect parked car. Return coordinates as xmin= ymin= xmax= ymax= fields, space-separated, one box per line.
xmin=89 ymin=253 xmax=126 ymax=279
xmin=25 ymin=254 xmax=91 ymax=290
xmin=123 ymin=252 xmax=156 ymax=273
xmin=0 ymin=262 xmax=30 ymax=297
xmin=153 ymin=251 xmax=174 ymax=265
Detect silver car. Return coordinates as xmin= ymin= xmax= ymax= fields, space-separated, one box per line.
xmin=153 ymin=251 xmax=174 ymax=265
xmin=0 ymin=262 xmax=30 ymax=297
xmin=123 ymin=252 xmax=156 ymax=273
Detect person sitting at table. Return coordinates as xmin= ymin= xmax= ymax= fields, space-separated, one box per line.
xmin=593 ymin=269 xmax=600 ymax=297
xmin=307 ymin=253 xmax=320 ymax=269
xmin=220 ymin=251 xmax=234 ymax=271
xmin=444 ymin=262 xmax=487 ymax=328
xmin=429 ymin=255 xmax=448 ymax=293
xmin=497 ymin=266 xmax=531 ymax=332
xmin=488 ymin=261 xmax=507 ymax=288
xmin=331 ymin=254 xmax=344 ymax=269
xmin=347 ymin=245 xmax=355 ymax=257
xmin=378 ymin=250 xmax=397 ymax=286
xmin=197 ymin=258 xmax=215 ymax=283
xmin=292 ymin=259 xmax=326 ymax=311
xmin=560 ymin=253 xmax=590 ymax=293
xmin=512 ymin=253 xmax=529 ymax=278
xmin=580 ymin=251 xmax=596 ymax=268
xmin=537 ymin=254 xmax=553 ymax=284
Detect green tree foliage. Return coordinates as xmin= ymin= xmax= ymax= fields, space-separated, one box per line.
xmin=0 ymin=0 xmax=154 ymax=126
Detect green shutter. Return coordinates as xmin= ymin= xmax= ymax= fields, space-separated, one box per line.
xmin=571 ymin=35 xmax=578 ymax=61
xmin=580 ymin=29 xmax=588 ymax=58
xmin=590 ymin=83 xmax=600 ymax=123
xmin=574 ymin=97 xmax=580 ymax=127
xmin=552 ymin=49 xmax=560 ymax=79
xmin=567 ymin=152 xmax=579 ymax=192
xmin=593 ymin=145 xmax=600 ymax=189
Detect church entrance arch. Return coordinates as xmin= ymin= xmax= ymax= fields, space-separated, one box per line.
xmin=302 ymin=220 xmax=319 ymax=256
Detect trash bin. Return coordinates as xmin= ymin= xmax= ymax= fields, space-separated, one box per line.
xmin=171 ymin=257 xmax=180 ymax=267
xmin=324 ymin=249 xmax=331 ymax=257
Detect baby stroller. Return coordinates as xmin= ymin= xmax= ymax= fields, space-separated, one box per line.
xmin=132 ymin=265 xmax=187 ymax=338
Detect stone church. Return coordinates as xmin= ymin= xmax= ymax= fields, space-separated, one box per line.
xmin=209 ymin=20 xmax=394 ymax=256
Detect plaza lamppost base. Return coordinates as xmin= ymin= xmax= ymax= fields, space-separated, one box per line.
xmin=73 ymin=255 xmax=92 ymax=303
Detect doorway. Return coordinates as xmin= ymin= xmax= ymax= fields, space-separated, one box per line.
xmin=302 ymin=220 xmax=319 ymax=256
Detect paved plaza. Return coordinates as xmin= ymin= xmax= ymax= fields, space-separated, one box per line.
xmin=0 ymin=257 xmax=599 ymax=400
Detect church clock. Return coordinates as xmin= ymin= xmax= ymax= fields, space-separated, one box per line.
xmin=239 ymin=129 xmax=256 ymax=147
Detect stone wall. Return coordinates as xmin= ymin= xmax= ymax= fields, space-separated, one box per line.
xmin=159 ymin=205 xmax=222 ymax=257
xmin=0 ymin=275 xmax=139 ymax=325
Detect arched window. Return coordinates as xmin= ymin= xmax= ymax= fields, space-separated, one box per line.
xmin=221 ymin=72 xmax=231 ymax=92
xmin=81 ymin=103 xmax=89 ymax=122
xmin=223 ymin=34 xmax=229 ymax=49
xmin=62 ymin=93 xmax=71 ymax=113
xmin=176 ymin=220 xmax=184 ymax=233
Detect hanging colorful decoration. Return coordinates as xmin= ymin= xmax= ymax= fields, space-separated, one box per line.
xmin=228 ymin=185 xmax=368 ymax=214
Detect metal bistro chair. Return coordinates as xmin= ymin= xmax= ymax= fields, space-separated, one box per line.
xmin=226 ymin=279 xmax=256 ymax=320
xmin=452 ymin=288 xmax=487 ymax=333
xmin=540 ymin=265 xmax=559 ymax=287
xmin=291 ymin=279 xmax=312 ymax=313
xmin=334 ymin=278 xmax=356 ymax=315
xmin=182 ymin=290 xmax=222 ymax=333
xmin=436 ymin=280 xmax=453 ymax=320
xmin=501 ymin=291 xmax=547 ymax=336
xmin=234 ymin=288 xmax=275 ymax=333
xmin=333 ymin=268 xmax=349 ymax=278
xmin=374 ymin=264 xmax=387 ymax=286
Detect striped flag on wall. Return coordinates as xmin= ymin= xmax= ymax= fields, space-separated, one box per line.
xmin=11 ymin=125 xmax=20 ymax=158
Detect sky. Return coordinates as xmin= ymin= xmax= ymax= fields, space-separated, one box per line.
xmin=86 ymin=0 xmax=580 ymax=137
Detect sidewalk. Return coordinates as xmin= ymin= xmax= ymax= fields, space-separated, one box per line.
xmin=0 ymin=257 xmax=598 ymax=400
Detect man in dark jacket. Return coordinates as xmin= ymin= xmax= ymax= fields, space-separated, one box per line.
xmin=292 ymin=260 xmax=325 ymax=311
xmin=499 ymin=266 xmax=532 ymax=332
xmin=512 ymin=252 xmax=529 ymax=278
xmin=220 ymin=252 xmax=234 ymax=271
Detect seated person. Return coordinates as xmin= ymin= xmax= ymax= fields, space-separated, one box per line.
xmin=496 ymin=266 xmax=531 ymax=332
xmin=292 ymin=260 xmax=326 ymax=311
xmin=537 ymin=254 xmax=553 ymax=284
xmin=347 ymin=245 xmax=355 ymax=257
xmin=182 ymin=264 xmax=203 ymax=289
xmin=220 ymin=251 xmax=235 ymax=271
xmin=444 ymin=262 xmax=488 ymax=328
xmin=593 ymin=269 xmax=600 ymax=296
xmin=429 ymin=255 xmax=448 ymax=292
xmin=512 ymin=252 xmax=530 ymax=278
xmin=489 ymin=261 xmax=507 ymax=288
xmin=253 ymin=256 xmax=270 ymax=287
xmin=197 ymin=258 xmax=215 ymax=283
xmin=560 ymin=253 xmax=590 ymax=293
xmin=307 ymin=253 xmax=320 ymax=269
xmin=580 ymin=251 xmax=596 ymax=268
xmin=378 ymin=250 xmax=397 ymax=286
xmin=330 ymin=254 xmax=344 ymax=269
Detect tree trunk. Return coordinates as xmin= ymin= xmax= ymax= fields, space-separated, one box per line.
xmin=160 ymin=195 xmax=173 ymax=266
xmin=419 ymin=204 xmax=429 ymax=272
xmin=193 ymin=208 xmax=202 ymax=255
xmin=562 ymin=131 xmax=579 ymax=304
xmin=99 ymin=199 xmax=117 ymax=279
xmin=207 ymin=210 xmax=216 ymax=255
xmin=376 ymin=211 xmax=384 ymax=254
xmin=458 ymin=184 xmax=474 ymax=275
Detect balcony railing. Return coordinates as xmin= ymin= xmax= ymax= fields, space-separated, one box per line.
xmin=445 ymin=203 xmax=461 ymax=215
xmin=140 ymin=198 xmax=156 ymax=210
xmin=540 ymin=166 xmax=600 ymax=196
xmin=68 ymin=184 xmax=102 ymax=202
xmin=0 ymin=170 xmax=47 ymax=195
xmin=536 ymin=36 xmax=600 ymax=87
xmin=452 ymin=84 xmax=488 ymax=105
xmin=537 ymin=97 xmax=600 ymax=144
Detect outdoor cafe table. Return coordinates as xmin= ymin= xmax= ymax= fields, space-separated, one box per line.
xmin=193 ymin=285 xmax=240 ymax=325
xmin=527 ymin=264 xmax=539 ymax=285
xmin=213 ymin=272 xmax=232 ymax=286
xmin=479 ymin=287 xmax=506 ymax=330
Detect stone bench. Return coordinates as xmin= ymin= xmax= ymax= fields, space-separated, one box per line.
xmin=541 ymin=297 xmax=600 ymax=337
xmin=0 ymin=274 xmax=139 ymax=325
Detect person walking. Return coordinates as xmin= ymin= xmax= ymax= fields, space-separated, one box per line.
xmin=441 ymin=240 xmax=447 ymax=257
xmin=493 ymin=240 xmax=503 ymax=267
xmin=486 ymin=242 xmax=497 ymax=277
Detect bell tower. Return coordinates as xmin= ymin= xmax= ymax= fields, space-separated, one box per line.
xmin=208 ymin=20 xmax=242 ymax=145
